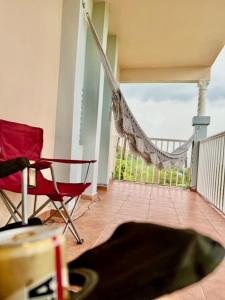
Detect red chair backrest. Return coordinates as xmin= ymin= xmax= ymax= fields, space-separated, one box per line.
xmin=0 ymin=119 xmax=43 ymax=161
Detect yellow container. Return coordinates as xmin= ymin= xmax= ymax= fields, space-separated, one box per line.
xmin=0 ymin=226 xmax=69 ymax=300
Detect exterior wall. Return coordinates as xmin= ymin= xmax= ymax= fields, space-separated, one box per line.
xmin=0 ymin=0 xmax=63 ymax=225
xmin=0 ymin=0 xmax=63 ymax=157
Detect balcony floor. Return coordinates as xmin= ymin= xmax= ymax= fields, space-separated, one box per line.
xmin=66 ymin=181 xmax=225 ymax=300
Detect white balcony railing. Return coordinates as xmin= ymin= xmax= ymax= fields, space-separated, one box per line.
xmin=113 ymin=136 xmax=191 ymax=188
xmin=197 ymin=131 xmax=225 ymax=211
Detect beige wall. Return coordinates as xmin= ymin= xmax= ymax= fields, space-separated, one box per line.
xmin=0 ymin=0 xmax=63 ymax=157
xmin=0 ymin=0 xmax=63 ymax=225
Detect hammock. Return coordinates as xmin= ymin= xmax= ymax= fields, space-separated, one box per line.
xmin=82 ymin=3 xmax=195 ymax=169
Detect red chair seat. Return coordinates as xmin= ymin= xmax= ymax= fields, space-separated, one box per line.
xmin=0 ymin=172 xmax=91 ymax=201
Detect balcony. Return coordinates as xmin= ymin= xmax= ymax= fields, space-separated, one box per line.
xmin=0 ymin=0 xmax=225 ymax=299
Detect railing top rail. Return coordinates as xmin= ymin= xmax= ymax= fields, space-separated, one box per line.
xmin=115 ymin=135 xmax=187 ymax=143
xmin=200 ymin=131 xmax=225 ymax=144
xmin=149 ymin=138 xmax=187 ymax=143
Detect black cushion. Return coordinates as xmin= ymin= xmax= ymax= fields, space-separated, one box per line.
xmin=0 ymin=157 xmax=30 ymax=178
xmin=69 ymin=222 xmax=225 ymax=300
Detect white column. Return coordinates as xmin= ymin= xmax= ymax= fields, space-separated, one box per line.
xmin=54 ymin=0 xmax=90 ymax=183
xmin=98 ymin=35 xmax=118 ymax=187
xmin=197 ymin=80 xmax=209 ymax=116
xmin=80 ymin=2 xmax=109 ymax=196
xmin=190 ymin=80 xmax=210 ymax=190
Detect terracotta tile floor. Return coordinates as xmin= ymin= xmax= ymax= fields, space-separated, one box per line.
xmin=65 ymin=181 xmax=225 ymax=300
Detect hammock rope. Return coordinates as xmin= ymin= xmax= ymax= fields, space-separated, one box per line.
xmin=82 ymin=2 xmax=195 ymax=169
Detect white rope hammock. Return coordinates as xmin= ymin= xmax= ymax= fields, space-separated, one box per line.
xmin=82 ymin=2 xmax=195 ymax=169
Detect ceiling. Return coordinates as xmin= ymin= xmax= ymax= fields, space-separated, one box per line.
xmin=94 ymin=0 xmax=225 ymax=82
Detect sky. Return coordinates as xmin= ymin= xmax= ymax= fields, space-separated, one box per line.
xmin=120 ymin=48 xmax=225 ymax=140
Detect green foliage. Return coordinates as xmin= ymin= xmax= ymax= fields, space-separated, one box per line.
xmin=114 ymin=152 xmax=190 ymax=188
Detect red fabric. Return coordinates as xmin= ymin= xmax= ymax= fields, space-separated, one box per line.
xmin=42 ymin=158 xmax=96 ymax=164
xmin=52 ymin=236 xmax=63 ymax=300
xmin=30 ymin=160 xmax=52 ymax=170
xmin=0 ymin=170 xmax=91 ymax=201
xmin=0 ymin=119 xmax=43 ymax=161
xmin=0 ymin=119 xmax=43 ymax=192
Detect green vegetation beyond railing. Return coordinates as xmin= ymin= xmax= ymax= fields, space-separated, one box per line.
xmin=113 ymin=137 xmax=191 ymax=188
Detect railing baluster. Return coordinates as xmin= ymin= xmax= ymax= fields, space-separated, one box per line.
xmin=199 ymin=142 xmax=204 ymax=196
xmin=210 ymin=139 xmax=215 ymax=205
xmin=170 ymin=169 xmax=173 ymax=187
xmin=118 ymin=138 xmax=123 ymax=181
xmin=163 ymin=169 xmax=167 ymax=185
xmin=204 ymin=142 xmax=210 ymax=200
xmin=135 ymin=156 xmax=139 ymax=182
xmin=182 ymin=166 xmax=185 ymax=187
xmin=219 ymin=137 xmax=224 ymax=211
xmin=146 ymin=165 xmax=150 ymax=183
xmin=166 ymin=141 xmax=169 ymax=152
xmin=129 ymin=154 xmax=134 ymax=181
xmin=124 ymin=146 xmax=128 ymax=181
xmin=152 ymin=166 xmax=155 ymax=184
xmin=221 ymin=137 xmax=225 ymax=212
xmin=175 ymin=168 xmax=179 ymax=187
xmin=140 ymin=158 xmax=144 ymax=182
xmin=198 ymin=144 xmax=207 ymax=191
xmin=217 ymin=138 xmax=223 ymax=210
xmin=214 ymin=138 xmax=220 ymax=207
xmin=157 ymin=169 xmax=160 ymax=185
xmin=208 ymin=140 xmax=213 ymax=204
xmin=197 ymin=131 xmax=225 ymax=214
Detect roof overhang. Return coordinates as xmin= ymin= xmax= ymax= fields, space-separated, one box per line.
xmin=94 ymin=0 xmax=225 ymax=82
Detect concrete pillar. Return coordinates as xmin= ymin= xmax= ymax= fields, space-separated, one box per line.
xmin=80 ymin=2 xmax=109 ymax=196
xmin=98 ymin=35 xmax=118 ymax=188
xmin=190 ymin=80 xmax=210 ymax=189
xmin=197 ymin=80 xmax=209 ymax=116
xmin=54 ymin=0 xmax=90 ymax=183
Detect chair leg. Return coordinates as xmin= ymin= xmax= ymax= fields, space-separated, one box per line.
xmin=42 ymin=197 xmax=73 ymax=224
xmin=50 ymin=201 xmax=83 ymax=244
xmin=0 ymin=191 xmax=20 ymax=222
xmin=1 ymin=191 xmax=23 ymax=219
xmin=29 ymin=196 xmax=83 ymax=244
xmin=6 ymin=201 xmax=22 ymax=225
xmin=61 ymin=202 xmax=83 ymax=244
xmin=29 ymin=198 xmax=52 ymax=218
xmin=33 ymin=195 xmax=37 ymax=214
xmin=63 ymin=196 xmax=80 ymax=235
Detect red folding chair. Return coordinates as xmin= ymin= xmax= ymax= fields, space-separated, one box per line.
xmin=0 ymin=119 xmax=96 ymax=244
